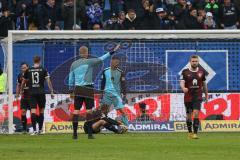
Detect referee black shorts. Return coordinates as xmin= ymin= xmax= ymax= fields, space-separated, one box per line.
xmin=29 ymin=94 xmax=46 ymax=109
xmin=74 ymin=85 xmax=94 ymax=110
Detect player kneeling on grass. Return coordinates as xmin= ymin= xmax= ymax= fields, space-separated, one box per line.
xmin=100 ymin=56 xmax=129 ymax=126
xmin=84 ymin=104 xmax=128 ymax=139
xmin=180 ymin=55 xmax=208 ymax=139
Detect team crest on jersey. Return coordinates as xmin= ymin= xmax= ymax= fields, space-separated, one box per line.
xmin=192 ymin=79 xmax=198 ymax=86
xmin=198 ymin=72 xmax=202 ymax=78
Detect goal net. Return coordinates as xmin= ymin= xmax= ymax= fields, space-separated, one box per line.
xmin=2 ymin=30 xmax=240 ymax=134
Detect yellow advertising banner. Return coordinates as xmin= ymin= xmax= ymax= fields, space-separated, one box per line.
xmin=201 ymin=120 xmax=240 ymax=132
xmin=45 ymin=122 xmax=85 ymax=133
xmin=174 ymin=122 xmax=189 ymax=132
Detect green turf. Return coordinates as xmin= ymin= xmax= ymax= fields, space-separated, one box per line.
xmin=0 ymin=133 xmax=239 ymax=160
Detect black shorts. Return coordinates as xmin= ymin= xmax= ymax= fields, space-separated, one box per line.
xmin=20 ymin=98 xmax=30 ymax=110
xmin=29 ymin=94 xmax=46 ymax=109
xmin=184 ymin=100 xmax=202 ymax=114
xmin=83 ymin=121 xmax=100 ymax=134
xmin=74 ymin=85 xmax=94 ymax=110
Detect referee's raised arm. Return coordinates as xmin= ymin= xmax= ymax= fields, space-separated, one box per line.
xmin=86 ymin=44 xmax=121 ymax=65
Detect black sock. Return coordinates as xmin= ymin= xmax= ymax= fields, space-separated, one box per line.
xmin=72 ymin=114 xmax=79 ymax=134
xmin=38 ymin=113 xmax=44 ymax=131
xmin=21 ymin=115 xmax=27 ymax=131
xmin=186 ymin=120 xmax=192 ymax=133
xmin=87 ymin=121 xmax=93 ymax=137
xmin=104 ymin=123 xmax=119 ymax=133
xmin=193 ymin=118 xmax=199 ymax=134
xmin=31 ymin=113 xmax=37 ymax=131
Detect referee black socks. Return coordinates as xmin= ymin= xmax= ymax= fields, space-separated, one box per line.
xmin=72 ymin=114 xmax=79 ymax=134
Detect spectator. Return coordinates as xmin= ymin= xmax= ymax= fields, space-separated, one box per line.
xmin=0 ymin=8 xmax=14 ymax=37
xmin=118 ymin=10 xmax=125 ymax=24
xmin=0 ymin=0 xmax=7 ymax=17
xmin=92 ymin=23 xmax=102 ymax=30
xmin=141 ymin=0 xmax=155 ymax=29
xmin=62 ymin=0 xmax=75 ymax=30
xmin=123 ymin=9 xmax=141 ymax=30
xmin=104 ymin=12 xmax=124 ymax=30
xmin=86 ymin=1 xmax=103 ymax=29
xmin=28 ymin=0 xmax=43 ymax=29
xmin=205 ymin=0 xmax=219 ymax=21
xmin=1 ymin=0 xmax=240 ymax=32
xmin=124 ymin=0 xmax=145 ymax=17
xmin=75 ymin=0 xmax=88 ymax=30
xmin=28 ymin=21 xmax=38 ymax=30
xmin=16 ymin=10 xmax=28 ymax=30
xmin=168 ymin=11 xmax=177 ymax=29
xmin=153 ymin=8 xmax=173 ymax=29
xmin=204 ymin=11 xmax=217 ymax=29
xmin=186 ymin=1 xmax=193 ymax=11
xmin=15 ymin=1 xmax=28 ymax=17
xmin=39 ymin=0 xmax=58 ymax=30
xmin=198 ymin=8 xmax=206 ymax=26
xmin=198 ymin=7 xmax=206 ymax=17
xmin=219 ymin=0 xmax=239 ymax=29
xmin=173 ymin=0 xmax=188 ymax=29
xmin=102 ymin=0 xmax=124 ymax=21
xmin=184 ymin=8 xmax=203 ymax=29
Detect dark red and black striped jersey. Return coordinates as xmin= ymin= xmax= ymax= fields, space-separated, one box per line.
xmin=180 ymin=68 xmax=206 ymax=102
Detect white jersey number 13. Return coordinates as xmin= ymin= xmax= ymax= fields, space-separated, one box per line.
xmin=32 ymin=72 xmax=39 ymax=84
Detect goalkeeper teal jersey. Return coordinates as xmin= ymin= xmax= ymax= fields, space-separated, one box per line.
xmin=101 ymin=67 xmax=126 ymax=96
xmin=69 ymin=52 xmax=110 ymax=87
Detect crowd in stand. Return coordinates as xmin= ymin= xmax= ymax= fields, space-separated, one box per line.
xmin=0 ymin=0 xmax=240 ymax=37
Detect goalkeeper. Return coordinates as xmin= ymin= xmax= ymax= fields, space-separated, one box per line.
xmin=84 ymin=105 xmax=128 ymax=139
xmin=69 ymin=44 xmax=120 ymax=140
xmin=100 ymin=56 xmax=129 ymax=126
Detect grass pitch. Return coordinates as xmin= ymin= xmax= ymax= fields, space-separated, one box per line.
xmin=0 ymin=133 xmax=239 ymax=160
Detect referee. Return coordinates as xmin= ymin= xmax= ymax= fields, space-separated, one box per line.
xmin=69 ymin=45 xmax=120 ymax=139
